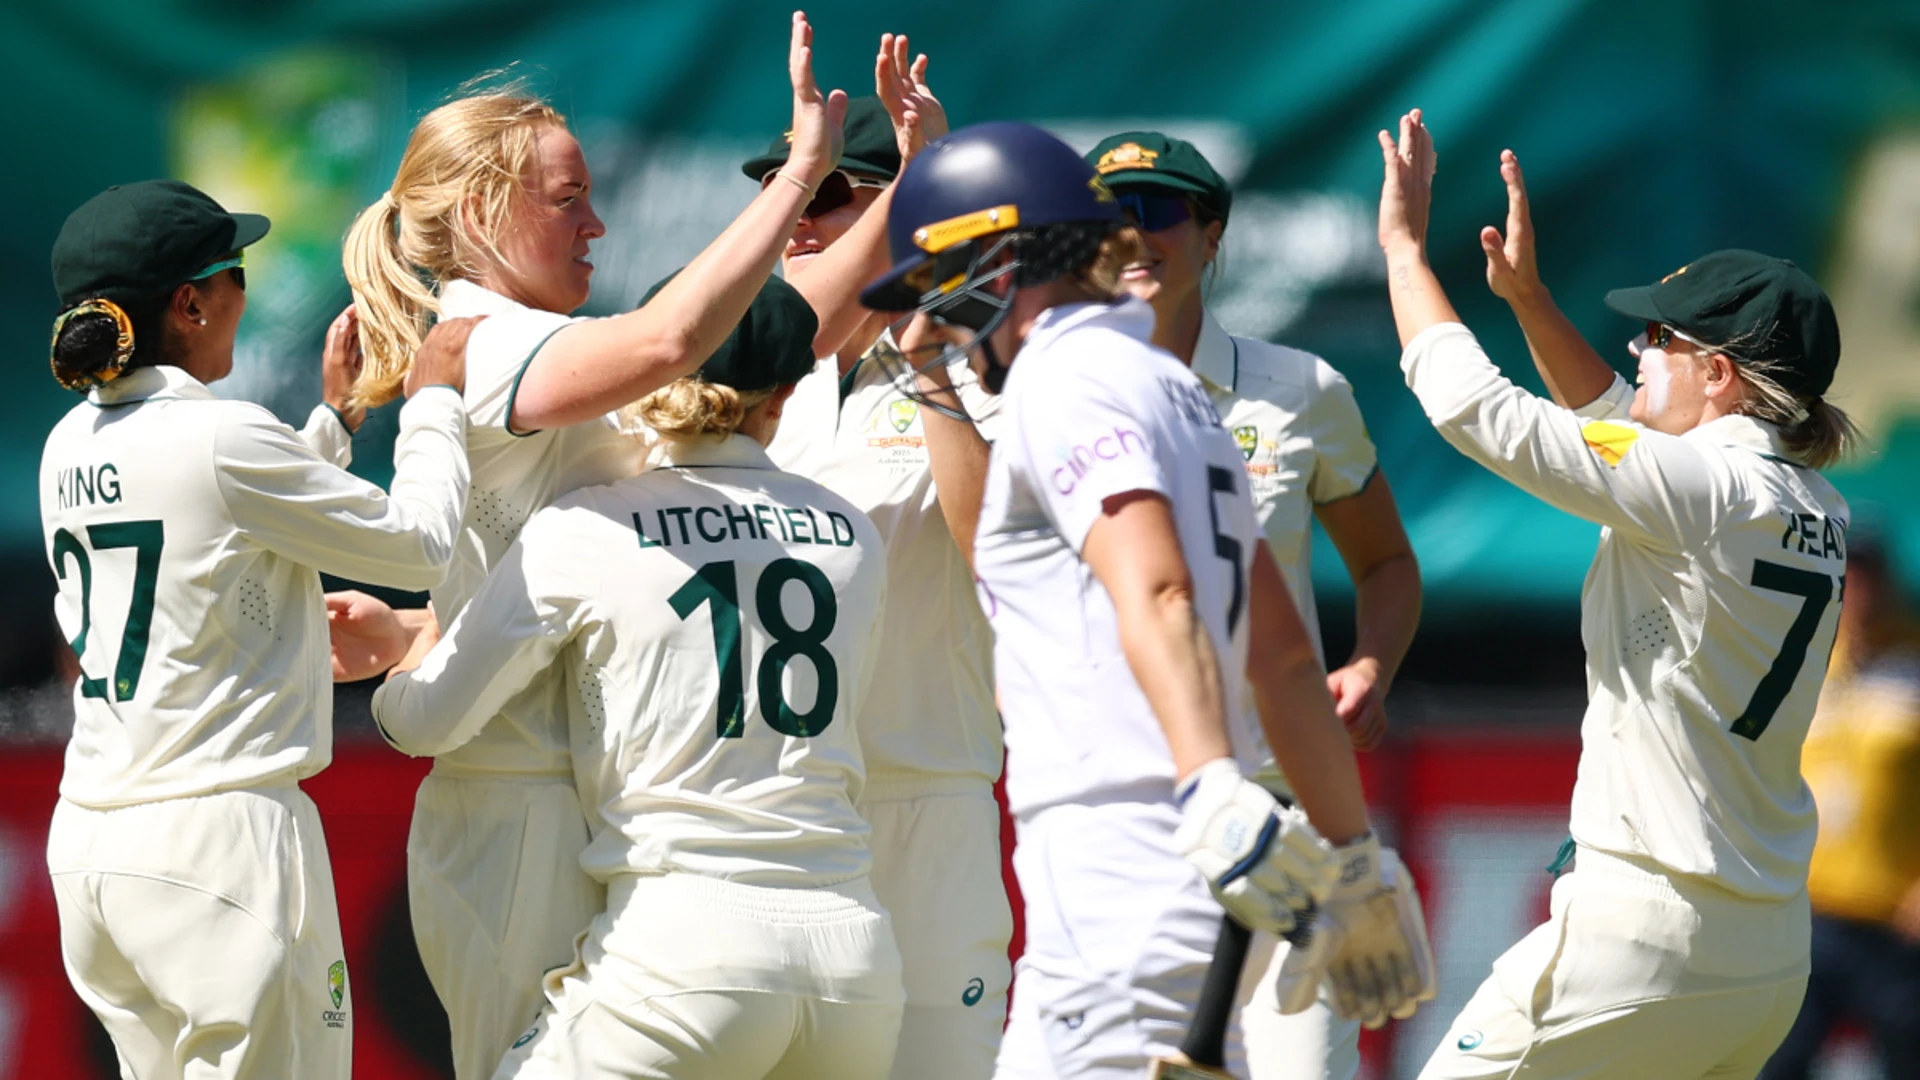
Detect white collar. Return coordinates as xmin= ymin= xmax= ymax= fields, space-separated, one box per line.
xmin=439 ymin=278 xmax=536 ymax=319
xmin=1019 ymin=297 xmax=1157 ymax=357
xmin=647 ymin=433 xmax=777 ymax=472
xmin=89 ymin=365 xmax=215 ymax=408
xmin=1190 ymin=310 xmax=1236 ymax=393
xmin=1688 ymin=413 xmax=1802 ymax=466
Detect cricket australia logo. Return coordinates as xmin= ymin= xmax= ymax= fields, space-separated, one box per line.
xmin=1095 ymin=142 xmax=1158 ymax=174
xmin=888 ymin=398 xmax=918 ymax=433
xmin=323 ymin=960 xmax=348 ymax=1028
xmin=1232 ymin=425 xmax=1259 ymax=462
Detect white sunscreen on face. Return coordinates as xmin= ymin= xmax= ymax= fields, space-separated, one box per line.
xmin=1640 ymin=348 xmax=1675 ymax=419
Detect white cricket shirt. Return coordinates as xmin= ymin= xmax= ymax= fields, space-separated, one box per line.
xmin=767 ymin=331 xmax=1001 ymax=792
xmin=41 ymin=366 xmax=468 ymax=808
xmin=1192 ymin=312 xmax=1379 ymax=659
xmin=975 ymin=299 xmax=1265 ymax=822
xmin=374 ymin=435 xmax=887 ymax=887
xmin=1405 ymin=322 xmax=1847 ymax=901
xmin=427 ymin=279 xmax=650 ymax=776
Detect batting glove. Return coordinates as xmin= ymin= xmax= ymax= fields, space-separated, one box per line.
xmin=1272 ymin=834 xmax=1437 ymax=1029
xmin=1174 ymin=759 xmax=1338 ymax=937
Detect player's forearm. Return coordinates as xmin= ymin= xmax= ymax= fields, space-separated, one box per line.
xmin=1116 ymin=585 xmax=1235 ymax=783
xmin=1347 ymin=551 xmax=1421 ymax=690
xmin=1382 ymin=241 xmax=1463 ymax=349
xmin=509 ymin=180 xmax=814 ymax=431
xmin=1502 ymin=283 xmax=1616 ymax=410
xmin=1248 ymin=544 xmax=1370 ymax=842
xmin=786 ymin=185 xmax=898 ymax=358
xmin=919 ymin=391 xmax=991 ymax=570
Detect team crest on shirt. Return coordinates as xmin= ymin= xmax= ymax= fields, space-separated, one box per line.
xmin=1232 ymin=425 xmax=1259 ymax=461
xmin=889 ymin=399 xmax=918 ymax=433
xmin=323 ymin=960 xmax=348 ymax=1028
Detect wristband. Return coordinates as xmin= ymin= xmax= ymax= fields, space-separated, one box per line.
xmin=775 ymin=169 xmax=814 ymax=196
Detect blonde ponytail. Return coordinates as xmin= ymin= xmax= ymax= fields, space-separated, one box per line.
xmin=343 ymin=195 xmax=437 ymax=408
xmin=342 ymin=88 xmax=566 ymax=409
xmin=1730 ymin=359 xmax=1862 ymax=471
xmin=631 ymin=378 xmax=772 ymax=440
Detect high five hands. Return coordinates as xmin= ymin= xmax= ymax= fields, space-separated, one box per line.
xmin=784 ymin=11 xmax=849 ymax=192
xmin=876 ymin=32 xmax=948 ymax=165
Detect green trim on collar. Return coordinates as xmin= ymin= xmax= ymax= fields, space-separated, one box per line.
xmin=838 ymin=356 xmax=866 ymax=404
xmin=503 ymin=325 xmax=571 ymax=438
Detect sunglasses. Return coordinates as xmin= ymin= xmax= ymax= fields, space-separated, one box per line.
xmin=764 ymin=169 xmax=891 ymax=220
xmin=193 ymin=251 xmax=246 ymax=291
xmin=1114 ymin=191 xmax=1193 ymax=233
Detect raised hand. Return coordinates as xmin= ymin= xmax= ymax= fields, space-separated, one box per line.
xmin=875 ymin=32 xmax=948 ymax=165
xmin=1377 ymin=109 xmax=1437 ymax=253
xmin=1481 ymin=149 xmax=1543 ymax=303
xmin=322 ymin=305 xmax=367 ymax=431
xmin=784 ymin=11 xmax=849 ymax=191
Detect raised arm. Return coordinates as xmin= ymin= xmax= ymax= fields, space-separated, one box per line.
xmin=507 ymin=13 xmax=849 ymax=432
xmin=785 ymin=33 xmax=948 ymax=359
xmin=1479 ymin=149 xmax=1618 ymax=410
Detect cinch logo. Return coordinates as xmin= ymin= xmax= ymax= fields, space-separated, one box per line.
xmin=1051 ymin=426 xmax=1147 ymax=494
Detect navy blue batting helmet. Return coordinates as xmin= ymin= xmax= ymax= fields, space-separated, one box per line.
xmin=860 ymin=122 xmax=1123 ymax=313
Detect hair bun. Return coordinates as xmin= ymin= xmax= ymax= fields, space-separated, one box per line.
xmin=49 ymin=298 xmax=137 ymax=391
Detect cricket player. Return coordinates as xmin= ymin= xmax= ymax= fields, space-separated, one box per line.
xmin=741 ymin=39 xmax=1013 ymax=1077
xmin=1090 ymin=131 xmax=1424 ymax=1080
xmin=40 ymin=180 xmax=472 ymax=1080
xmin=372 ymin=276 xmax=905 ymax=1080
xmin=861 ymin=122 xmax=1437 ymax=1079
xmin=1377 ymin=110 xmax=1858 ymax=1079
xmin=328 ymin=16 xmax=852 ymax=1077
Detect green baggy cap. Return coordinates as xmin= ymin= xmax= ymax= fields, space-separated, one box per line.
xmin=53 ymin=180 xmax=270 ymax=307
xmin=742 ymin=96 xmax=902 ymax=182
xmin=1084 ymin=131 xmax=1233 ymax=224
xmin=640 ymin=272 xmax=818 ymax=392
xmin=1604 ymin=249 xmax=1840 ymax=399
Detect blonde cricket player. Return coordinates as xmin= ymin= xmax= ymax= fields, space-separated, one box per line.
xmin=40 ymin=180 xmax=472 ymax=1080
xmin=861 ymin=122 xmax=1438 ymax=1079
xmin=327 ymin=17 xmax=854 ymax=1078
xmin=371 ymin=277 xmax=905 ymax=1080
xmin=741 ymin=41 xmax=1013 ymax=1077
xmin=1091 ymin=131 xmax=1424 ymax=1080
xmin=1379 ymin=111 xmax=1859 ymax=1079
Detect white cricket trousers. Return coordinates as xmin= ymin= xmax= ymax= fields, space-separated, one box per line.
xmin=48 ymin=787 xmax=350 ymax=1080
xmin=995 ymin=799 xmax=1238 ymax=1080
xmin=493 ymin=872 xmax=905 ymax=1080
xmin=408 ymin=769 xmax=603 ymax=1080
xmin=1419 ymin=846 xmax=1811 ymax=1080
xmin=862 ymin=776 xmax=1014 ymax=1080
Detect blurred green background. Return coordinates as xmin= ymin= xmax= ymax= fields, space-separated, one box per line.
xmin=4 ymin=0 xmax=1919 ymax=688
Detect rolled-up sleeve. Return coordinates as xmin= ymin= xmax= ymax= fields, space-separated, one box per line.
xmin=217 ymin=388 xmax=470 ymax=590
xmin=1402 ymin=323 xmax=1716 ymax=549
xmin=371 ymin=519 xmax=580 ymax=757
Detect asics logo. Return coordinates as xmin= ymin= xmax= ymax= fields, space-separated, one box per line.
xmin=962 ymin=977 xmax=985 ymax=1007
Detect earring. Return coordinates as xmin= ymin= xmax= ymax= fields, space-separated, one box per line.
xmin=195 ymin=318 xmax=207 ymax=327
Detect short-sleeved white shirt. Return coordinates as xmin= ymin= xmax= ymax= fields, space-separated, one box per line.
xmin=1192 ymin=313 xmax=1378 ymax=661
xmin=767 ymin=333 xmax=1002 ymax=793
xmin=974 ymin=299 xmax=1265 ymax=821
xmin=426 ymin=280 xmax=649 ymax=775
xmin=374 ymin=435 xmax=887 ymax=887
